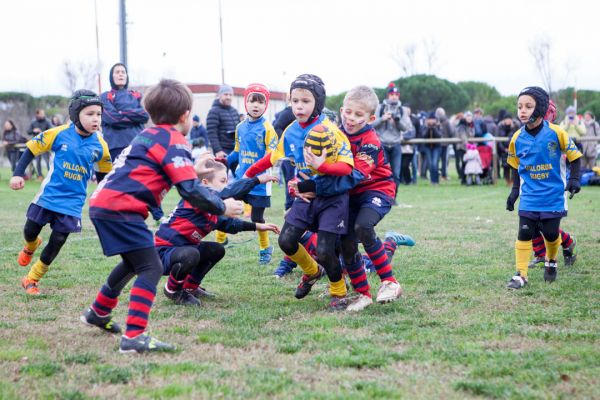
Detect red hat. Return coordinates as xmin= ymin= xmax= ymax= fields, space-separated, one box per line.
xmin=244 ymin=83 xmax=270 ymax=113
xmin=387 ymin=82 xmax=399 ymax=95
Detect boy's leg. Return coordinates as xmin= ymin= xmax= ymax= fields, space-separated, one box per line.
xmin=317 ymin=231 xmax=347 ymax=308
xmin=215 ymin=230 xmax=228 ymax=245
xmin=183 ymin=242 xmax=225 ymax=297
xmin=24 ymin=230 xmax=69 ymax=293
xmin=508 ymin=216 xmax=535 ymax=289
xmin=559 ymin=228 xmax=577 ymax=266
xmin=541 ymin=218 xmax=562 ymax=283
xmin=18 ymin=219 xmax=44 ymax=266
xmin=278 ymin=222 xmax=318 ymax=277
xmin=530 ymin=224 xmax=546 ymax=268
xmin=163 ymin=247 xmax=201 ymax=305
xmin=252 ymin=206 xmax=273 ymax=265
xmin=341 ymin=232 xmax=371 ymax=299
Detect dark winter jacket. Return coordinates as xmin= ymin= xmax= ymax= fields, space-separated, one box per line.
xmin=206 ymin=99 xmax=240 ymax=154
xmin=3 ymin=128 xmax=26 ymax=147
xmin=190 ymin=124 xmax=209 ymax=148
xmin=273 ymin=106 xmax=296 ymax=138
xmin=27 ymin=117 xmax=52 ymax=137
xmin=100 ymin=88 xmax=149 ymax=150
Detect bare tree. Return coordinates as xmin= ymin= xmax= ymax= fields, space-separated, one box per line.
xmin=423 ymin=37 xmax=439 ymax=74
xmin=391 ymin=43 xmax=417 ymax=76
xmin=62 ymin=60 xmax=98 ymax=94
xmin=529 ymin=36 xmax=553 ymax=95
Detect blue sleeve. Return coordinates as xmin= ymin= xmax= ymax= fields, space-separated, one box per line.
xmin=227 ymin=150 xmax=239 ymax=166
xmin=215 ymin=216 xmax=256 ymax=233
xmin=219 ymin=177 xmax=260 ymax=199
xmin=312 ymin=169 xmax=366 ymax=197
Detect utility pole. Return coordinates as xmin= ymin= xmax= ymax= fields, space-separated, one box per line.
xmin=119 ymin=0 xmax=128 ymax=66
xmin=218 ymin=0 xmax=225 ymax=84
xmin=94 ymin=0 xmax=102 ymax=93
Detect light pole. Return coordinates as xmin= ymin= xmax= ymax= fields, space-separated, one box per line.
xmin=218 ymin=0 xmax=225 ymax=84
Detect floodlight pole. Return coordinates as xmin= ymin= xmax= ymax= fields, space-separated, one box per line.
xmin=94 ymin=0 xmax=102 ymax=93
xmin=119 ymin=0 xmax=128 ymax=66
xmin=218 ymin=0 xmax=225 ymax=84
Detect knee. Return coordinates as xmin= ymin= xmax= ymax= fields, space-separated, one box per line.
xmin=212 ymin=244 xmax=226 ymax=262
xmin=518 ymin=225 xmax=534 ymax=241
xmin=354 ymin=223 xmax=376 ymax=245
xmin=51 ymin=231 xmax=69 ymax=246
xmin=278 ymin=233 xmax=297 ymax=255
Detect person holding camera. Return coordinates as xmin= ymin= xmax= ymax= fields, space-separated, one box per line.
xmin=559 ymin=106 xmax=586 ymax=152
xmin=373 ymin=83 xmax=414 ymax=202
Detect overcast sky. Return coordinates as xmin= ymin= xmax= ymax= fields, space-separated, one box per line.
xmin=3 ymin=0 xmax=599 ymax=98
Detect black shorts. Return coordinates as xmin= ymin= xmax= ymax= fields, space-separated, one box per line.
xmin=285 ymin=194 xmax=349 ymax=235
xmin=244 ymin=194 xmax=271 ymax=208
xmin=27 ymin=203 xmax=82 ymax=233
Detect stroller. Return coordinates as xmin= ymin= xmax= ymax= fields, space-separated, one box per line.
xmin=477 ymin=144 xmax=494 ymax=184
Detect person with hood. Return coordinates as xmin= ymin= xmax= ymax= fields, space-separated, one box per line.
xmin=100 ymin=63 xmax=149 ymax=162
xmin=373 ymin=83 xmax=414 ymax=203
xmin=560 ymin=105 xmax=586 ymax=151
xmin=206 ymin=84 xmax=240 ymax=160
xmin=582 ymin=111 xmax=599 ymax=170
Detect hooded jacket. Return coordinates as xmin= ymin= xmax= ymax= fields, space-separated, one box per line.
xmin=100 ymin=63 xmax=149 ymax=150
xmin=206 ymin=98 xmax=240 ymax=154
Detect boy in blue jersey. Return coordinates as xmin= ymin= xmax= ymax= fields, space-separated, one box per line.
xmin=9 ymin=90 xmax=112 ymax=295
xmin=505 ymin=87 xmax=582 ymax=289
xmin=244 ymin=74 xmax=355 ymax=310
xmin=156 ymin=160 xmax=279 ymax=306
xmin=225 ymin=83 xmax=279 ymax=265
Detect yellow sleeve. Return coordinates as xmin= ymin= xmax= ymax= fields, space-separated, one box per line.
xmin=233 ymin=128 xmax=240 ymax=153
xmin=332 ymin=128 xmax=354 ymax=167
xmin=506 ymin=130 xmax=520 ymax=169
xmin=554 ymin=124 xmax=583 ymax=162
xmin=269 ymin=134 xmax=285 ymax=165
xmin=26 ymin=126 xmax=62 ymax=156
xmin=263 ymin=122 xmax=278 ymax=154
xmin=96 ymin=136 xmax=113 ymax=173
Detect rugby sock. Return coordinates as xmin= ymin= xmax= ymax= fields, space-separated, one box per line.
xmin=365 ymin=239 xmax=397 ymax=283
xmin=258 ymin=231 xmax=270 ymax=250
xmin=288 ymin=244 xmax=318 ymax=276
xmin=183 ymin=274 xmax=201 ymax=291
xmin=243 ymin=203 xmax=252 ymax=217
xmin=545 ymin=237 xmax=562 ymax=261
xmin=515 ymin=240 xmax=532 ymax=279
xmin=25 ymin=237 xmax=41 ymax=252
xmin=532 ymin=235 xmax=546 ymax=258
xmin=560 ymin=229 xmax=573 ymax=248
xmin=166 ymin=274 xmax=183 ymax=292
xmin=383 ymin=238 xmax=398 ymax=261
xmin=91 ymin=284 xmax=120 ymax=317
xmin=125 ymin=279 xmax=156 ymax=338
xmin=345 ymin=257 xmax=371 ymax=297
xmin=27 ymin=260 xmax=48 ymax=281
xmin=329 ymin=278 xmax=347 ymax=297
xmin=215 ymin=231 xmax=227 ymax=244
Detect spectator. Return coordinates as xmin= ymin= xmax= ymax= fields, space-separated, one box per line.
xmin=373 ymin=83 xmax=414 ymax=202
xmin=27 ymin=109 xmax=52 ymax=180
xmin=463 ymin=143 xmax=483 ymax=185
xmin=51 ymin=115 xmax=63 ymax=127
xmin=582 ymin=111 xmax=599 ymax=170
xmin=100 ymin=63 xmax=149 ymax=161
xmin=409 ymin=111 xmax=421 ymax=184
xmin=421 ymin=112 xmax=442 ymax=184
xmin=560 ymin=106 xmax=586 ymax=151
xmin=3 ymin=120 xmax=27 ymax=172
xmin=206 ymin=84 xmax=239 ymax=160
xmin=455 ymin=111 xmax=476 ymax=184
xmin=473 ymin=107 xmax=487 ymax=136
xmin=189 ymin=114 xmax=209 ymax=162
xmin=496 ymin=113 xmax=519 ymax=185
xmin=435 ymin=107 xmax=454 ymax=181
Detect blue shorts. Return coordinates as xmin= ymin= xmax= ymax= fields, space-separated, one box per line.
xmin=91 ymin=218 xmax=154 ymax=257
xmin=519 ymin=210 xmax=567 ymax=220
xmin=157 ymin=246 xmax=178 ymax=275
xmin=285 ymin=194 xmax=349 ymax=235
xmin=244 ymin=194 xmax=270 ymax=208
xmin=349 ymin=191 xmax=393 ymax=222
xmin=27 ymin=203 xmax=81 ymax=233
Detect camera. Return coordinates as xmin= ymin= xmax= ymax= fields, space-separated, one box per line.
xmin=384 ymin=103 xmax=402 ymax=122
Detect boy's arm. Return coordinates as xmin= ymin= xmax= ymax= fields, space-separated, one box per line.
xmin=176 ymin=180 xmax=226 ymax=215
xmin=506 ymin=167 xmax=520 ymax=211
xmin=226 ymin=129 xmax=240 ymax=165
xmin=215 ymin=216 xmax=256 ymax=234
xmin=298 ymin=169 xmax=365 ymax=197
xmin=12 ymin=149 xmax=35 ymax=177
xmin=219 ymin=177 xmax=261 ymax=200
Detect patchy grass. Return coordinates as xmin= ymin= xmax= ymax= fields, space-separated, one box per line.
xmin=0 ymin=166 xmax=599 ymax=399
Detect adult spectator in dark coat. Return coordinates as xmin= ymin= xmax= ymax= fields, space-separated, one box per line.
xmin=27 ymin=109 xmax=52 ymax=180
xmin=206 ymin=84 xmax=240 ymax=159
xmin=100 ymin=63 xmax=149 ymax=161
xmin=3 ymin=120 xmax=27 ymax=172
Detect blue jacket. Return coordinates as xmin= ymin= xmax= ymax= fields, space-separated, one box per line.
xmin=100 ymin=88 xmax=149 ymax=150
xmin=206 ymin=99 xmax=239 ymax=154
xmin=189 ymin=124 xmax=209 ymax=147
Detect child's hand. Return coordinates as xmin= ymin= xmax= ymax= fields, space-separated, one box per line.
xmin=256 ymin=223 xmax=280 ymax=234
xmin=288 ymin=178 xmax=299 ymax=197
xmin=257 ymin=174 xmax=279 ymax=184
xmin=296 ymin=192 xmax=316 ymax=203
xmin=195 ymin=154 xmax=215 ymax=176
xmin=223 ymin=198 xmax=244 ymax=217
xmin=9 ymin=176 xmax=24 ymax=190
xmin=303 ymin=147 xmax=326 ymax=170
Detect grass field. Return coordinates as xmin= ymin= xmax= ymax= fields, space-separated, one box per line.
xmin=0 ymin=166 xmax=599 ymax=400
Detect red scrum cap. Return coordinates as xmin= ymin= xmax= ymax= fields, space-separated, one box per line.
xmin=244 ymin=83 xmax=270 ymax=113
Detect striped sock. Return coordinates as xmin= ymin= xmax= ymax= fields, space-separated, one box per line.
xmin=365 ymin=239 xmax=397 ymax=283
xmin=560 ymin=229 xmax=573 ymax=248
xmin=345 ymin=256 xmax=371 ymax=297
xmin=383 ymin=238 xmax=398 ymax=261
xmin=91 ymin=284 xmax=120 ymax=317
xmin=125 ymin=279 xmax=156 ymax=338
xmin=166 ymin=274 xmax=183 ymax=292
xmin=532 ymin=235 xmax=546 ymax=258
xmin=183 ymin=274 xmax=200 ymax=291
